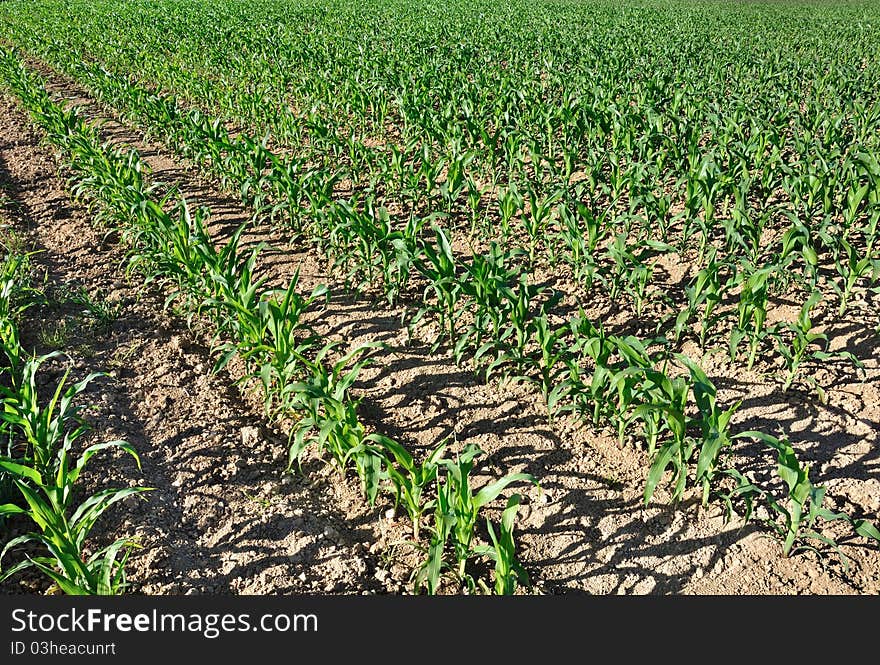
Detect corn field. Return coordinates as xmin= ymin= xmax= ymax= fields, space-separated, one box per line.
xmin=0 ymin=0 xmax=878 ymax=595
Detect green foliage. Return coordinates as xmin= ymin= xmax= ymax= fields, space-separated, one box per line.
xmin=0 ymin=246 xmax=150 ymax=595
xmin=415 ymin=444 xmax=536 ymax=594
xmin=3 ymin=0 xmax=879 ymax=588
xmin=725 ymin=432 xmax=880 ymax=561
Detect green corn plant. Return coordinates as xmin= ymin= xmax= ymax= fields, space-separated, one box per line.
xmin=0 ymin=311 xmax=150 ymax=594
xmin=640 ymin=185 xmax=677 ymax=243
xmin=255 ymin=280 xmax=328 ymax=416
xmin=633 ymin=355 xmax=741 ymax=506
xmin=562 ymin=315 xmax=625 ymax=428
xmin=727 ymin=181 xmax=769 ymax=261
xmin=439 ymin=150 xmax=473 ymax=212
xmin=259 ymin=278 xmax=327 ymax=396
xmin=530 ymin=312 xmax=572 ymax=417
xmin=435 ymin=444 xmax=536 ymax=581
xmin=771 ymin=289 xmax=824 ymax=393
xmin=626 ymin=368 xmax=677 ymax=457
xmin=677 ymin=355 xmax=740 ymax=507
xmin=673 ymin=249 xmax=736 ymax=348
xmin=200 ymin=231 xmax=269 ymax=356
xmin=0 ymin=250 xmax=36 ymax=319
xmin=375 ymin=210 xmax=428 ymax=306
xmin=127 ymin=198 xmax=215 ymax=314
xmin=852 ymin=152 xmax=880 ymax=251
xmin=0 ymin=354 xmax=101 ymax=482
xmin=779 ymin=219 xmax=820 ymax=288
xmin=680 ymin=154 xmax=727 ymax=263
xmin=771 ymin=290 xmax=863 ymax=393
xmin=521 ymin=186 xmax=560 ymax=264
xmin=415 ymin=225 xmax=461 ymax=349
xmin=399 ymin=159 xmax=423 ymax=206
xmin=497 ymin=181 xmax=524 ymax=238
xmin=730 ymin=263 xmax=775 ymax=369
xmin=322 ymin=202 xmax=358 ymax=284
xmin=602 ymin=234 xmax=672 ymax=317
xmin=372 ymin=437 xmax=447 ymax=540
xmin=832 ymin=237 xmax=876 ymax=316
xmin=555 ymin=202 xmax=596 ymax=287
xmin=417 ymin=144 xmax=445 ymax=202
xmin=607 ymin=335 xmax=660 ymax=443
xmin=473 ymin=494 xmax=529 ymax=595
xmin=686 ymin=155 xmax=724 ymax=260
xmin=575 ymin=196 xmax=614 ymax=255
xmin=380 ymin=142 xmax=406 ymax=194
xmin=286 ymin=343 xmax=382 ymax=501
xmin=326 ymin=201 xmax=381 ymax=291
xmin=341 ymin=437 xmax=391 ymax=510
xmin=601 ymin=233 xmax=634 ymax=303
xmin=783 ymin=157 xmax=835 ymax=233
xmin=459 ymin=243 xmax=523 ymax=367
xmin=465 ymin=175 xmax=488 ymax=235
xmin=0 ymin=250 xmax=38 ymax=505
xmin=729 ymin=431 xmax=880 ymax=560
xmin=209 ymin=262 xmax=328 ymax=418
xmin=0 ymin=439 xmax=150 ymax=595
xmin=634 ymin=370 xmax=691 ymax=505
xmin=413 ymin=473 xmax=455 ymax=595
xmin=498 ymin=273 xmax=552 ymax=366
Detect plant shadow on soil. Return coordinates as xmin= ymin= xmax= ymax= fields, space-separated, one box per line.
xmin=715 ymin=373 xmax=879 ymax=482
xmin=523 ymin=490 xmax=763 ymax=594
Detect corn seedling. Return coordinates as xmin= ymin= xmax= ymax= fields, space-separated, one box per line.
xmin=730 ymin=263 xmax=775 ymax=369
xmin=415 ymin=225 xmax=461 ymax=349
xmin=473 ymin=494 xmax=530 ymax=595
xmin=770 ymin=290 xmax=864 ymax=393
xmin=832 ymin=238 xmax=876 ymax=316
xmin=0 ymin=438 xmax=150 ymax=594
xmin=417 ymin=444 xmax=536 ymax=592
xmin=727 ymin=431 xmax=880 ymax=561
xmin=372 ymin=436 xmax=447 ymax=540
xmin=673 ymin=249 xmax=736 ymax=348
xmin=677 ymin=355 xmax=740 ymax=506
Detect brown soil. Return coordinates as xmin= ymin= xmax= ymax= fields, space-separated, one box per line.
xmin=0 ymin=63 xmax=878 ymax=596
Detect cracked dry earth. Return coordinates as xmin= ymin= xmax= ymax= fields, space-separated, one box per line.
xmin=0 ymin=67 xmax=879 ymax=596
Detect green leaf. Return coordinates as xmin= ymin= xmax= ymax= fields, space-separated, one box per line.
xmin=0 ymin=459 xmax=42 ymax=484
xmin=473 ymin=473 xmax=537 ymax=510
xmin=0 ymin=503 xmax=27 ymax=517
xmin=644 ymin=441 xmax=677 ymax=505
xmin=853 ymin=519 xmax=880 ymax=543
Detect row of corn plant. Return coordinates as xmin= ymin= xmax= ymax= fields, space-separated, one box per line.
xmin=0 ymin=237 xmax=149 ymax=594
xmin=3 ymin=0 xmax=878 ymax=569
xmin=0 ymin=49 xmax=537 ymax=594
xmin=8 ymin=18 xmax=877 ymax=406
xmin=232 ymin=164 xmax=880 ymax=562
